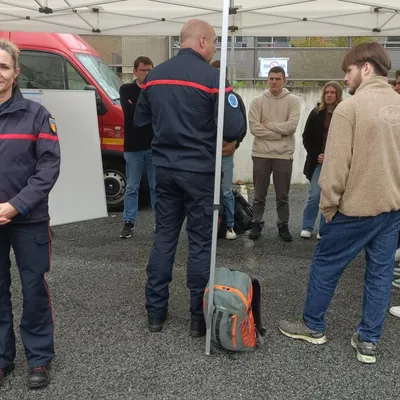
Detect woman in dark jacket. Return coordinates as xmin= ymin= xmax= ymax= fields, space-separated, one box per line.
xmin=0 ymin=39 xmax=60 ymax=389
xmin=300 ymin=81 xmax=342 ymax=239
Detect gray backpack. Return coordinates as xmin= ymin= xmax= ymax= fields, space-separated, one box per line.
xmin=203 ymin=267 xmax=265 ymax=352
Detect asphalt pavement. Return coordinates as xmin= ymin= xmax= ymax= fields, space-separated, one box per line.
xmin=2 ymin=185 xmax=400 ymax=400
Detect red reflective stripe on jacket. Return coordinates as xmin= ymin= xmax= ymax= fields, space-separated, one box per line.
xmin=38 ymin=133 xmax=58 ymax=141
xmin=0 ymin=133 xmax=37 ymax=140
xmin=141 ymin=79 xmax=232 ymax=94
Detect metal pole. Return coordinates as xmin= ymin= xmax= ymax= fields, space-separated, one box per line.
xmin=230 ymin=0 xmax=236 ymax=83
xmin=254 ymin=36 xmax=258 ymax=86
xmin=168 ymin=35 xmax=172 ymax=59
xmin=205 ymin=0 xmax=230 ymax=356
xmin=230 ymin=33 xmax=235 ymax=83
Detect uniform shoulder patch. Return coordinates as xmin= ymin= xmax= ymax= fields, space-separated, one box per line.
xmin=228 ymin=93 xmax=238 ymax=108
xmin=49 ymin=117 xmax=57 ymax=134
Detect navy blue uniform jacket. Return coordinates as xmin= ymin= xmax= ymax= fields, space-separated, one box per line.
xmin=134 ymin=48 xmax=246 ymax=173
xmin=0 ymin=88 xmax=61 ymax=224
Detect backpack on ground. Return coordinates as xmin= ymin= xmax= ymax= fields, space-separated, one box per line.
xmin=203 ymin=267 xmax=265 ymax=352
xmin=217 ymin=189 xmax=253 ymax=237
xmin=217 ymin=214 xmax=227 ymax=238
xmin=233 ymin=189 xmax=253 ymax=234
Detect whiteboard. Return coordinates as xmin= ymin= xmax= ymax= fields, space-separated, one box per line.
xmin=21 ymin=89 xmax=108 ymax=226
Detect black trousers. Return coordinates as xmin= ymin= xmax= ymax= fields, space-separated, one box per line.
xmin=0 ymin=222 xmax=54 ymax=369
xmin=146 ymin=167 xmax=214 ymax=321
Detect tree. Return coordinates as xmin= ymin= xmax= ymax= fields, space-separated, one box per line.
xmin=289 ymin=36 xmax=380 ymax=48
xmin=289 ymin=37 xmax=338 ymax=47
xmin=350 ymin=36 xmax=380 ymax=46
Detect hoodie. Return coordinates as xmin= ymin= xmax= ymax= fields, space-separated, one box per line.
xmin=248 ymin=88 xmax=301 ymax=160
xmin=319 ymin=76 xmax=400 ymax=220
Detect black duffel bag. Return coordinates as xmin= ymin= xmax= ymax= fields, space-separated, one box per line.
xmin=218 ymin=189 xmax=253 ymax=237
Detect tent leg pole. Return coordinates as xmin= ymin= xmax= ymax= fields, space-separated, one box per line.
xmin=230 ymin=33 xmax=235 ymax=83
xmin=205 ymin=0 xmax=230 ymax=357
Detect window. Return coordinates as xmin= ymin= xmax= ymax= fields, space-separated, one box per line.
xmin=75 ymin=54 xmax=122 ymax=103
xmin=19 ymin=51 xmax=66 ymax=90
xmin=66 ymin=62 xmax=87 ymax=90
xmin=385 ymin=36 xmax=400 ymax=48
xmin=18 ymin=50 xmax=89 ymax=91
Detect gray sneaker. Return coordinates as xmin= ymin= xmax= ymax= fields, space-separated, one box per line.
xmin=278 ymin=318 xmax=327 ymax=345
xmin=120 ymin=222 xmax=134 ymax=238
xmin=351 ymin=333 xmax=376 ymax=364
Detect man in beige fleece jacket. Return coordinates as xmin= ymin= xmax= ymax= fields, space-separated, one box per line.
xmin=248 ymin=66 xmax=301 ymax=241
xmin=279 ymin=42 xmax=400 ymax=365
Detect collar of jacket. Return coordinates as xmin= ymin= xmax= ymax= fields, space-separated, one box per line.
xmin=177 ymin=48 xmax=208 ymax=64
xmin=355 ymin=75 xmax=389 ymax=94
xmin=0 ymin=86 xmax=28 ymax=116
xmin=314 ymin=103 xmax=328 ymax=115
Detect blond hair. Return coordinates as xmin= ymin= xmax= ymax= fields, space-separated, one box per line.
xmin=0 ymin=38 xmax=20 ymax=70
xmin=317 ymin=81 xmax=343 ymax=112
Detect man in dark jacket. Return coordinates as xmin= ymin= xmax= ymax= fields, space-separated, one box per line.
xmin=119 ymin=56 xmax=156 ymax=238
xmin=135 ymin=19 xmax=245 ymax=337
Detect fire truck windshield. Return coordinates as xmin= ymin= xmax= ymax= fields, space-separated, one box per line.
xmin=76 ymin=53 xmax=122 ymax=104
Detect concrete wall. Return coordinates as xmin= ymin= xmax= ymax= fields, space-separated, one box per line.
xmin=232 ymin=87 xmax=349 ymax=184
xmin=121 ymin=36 xmax=169 ymax=75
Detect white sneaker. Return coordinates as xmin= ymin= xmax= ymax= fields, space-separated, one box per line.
xmin=395 ymin=248 xmax=400 ymax=262
xmin=317 ymin=233 xmax=321 ymax=240
xmin=226 ymin=227 xmax=237 ymax=240
xmin=389 ymin=306 xmax=400 ymax=318
xmin=394 ymin=264 xmax=400 ymax=275
xmin=300 ymin=230 xmax=311 ymax=238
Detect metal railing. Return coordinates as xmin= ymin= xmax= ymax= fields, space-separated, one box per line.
xmin=170 ymin=46 xmax=400 ymax=83
xmin=80 ymin=35 xmax=400 ymax=84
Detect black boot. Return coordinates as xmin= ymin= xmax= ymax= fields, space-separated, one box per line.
xmin=28 ymin=365 xmax=50 ymax=389
xmin=148 ymin=314 xmax=167 ymax=332
xmin=190 ymin=319 xmax=206 ymax=338
xmin=249 ymin=222 xmax=262 ymax=240
xmin=0 ymin=364 xmax=14 ymax=387
xmin=278 ymin=224 xmax=293 ymax=242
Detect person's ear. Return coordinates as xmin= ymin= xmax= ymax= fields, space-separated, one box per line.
xmin=14 ymin=67 xmax=20 ymax=82
xmin=199 ymin=35 xmax=206 ymax=49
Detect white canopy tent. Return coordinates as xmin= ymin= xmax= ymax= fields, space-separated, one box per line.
xmin=0 ymin=0 xmax=399 ymax=36
xmin=1 ymin=0 xmax=397 ymax=356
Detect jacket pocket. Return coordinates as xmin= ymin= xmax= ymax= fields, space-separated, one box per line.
xmin=35 ymin=230 xmax=52 ymax=274
xmin=204 ymin=206 xmax=214 ymax=229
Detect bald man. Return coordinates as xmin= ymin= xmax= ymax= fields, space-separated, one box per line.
xmin=135 ymin=19 xmax=245 ymax=337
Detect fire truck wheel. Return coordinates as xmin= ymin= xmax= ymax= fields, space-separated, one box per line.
xmin=103 ymin=158 xmax=126 ymax=212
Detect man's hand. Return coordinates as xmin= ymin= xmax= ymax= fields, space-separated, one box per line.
xmin=0 ymin=203 xmax=19 ymax=225
xmin=317 ymin=153 xmax=325 ymax=163
xmin=325 ymin=211 xmax=338 ymax=223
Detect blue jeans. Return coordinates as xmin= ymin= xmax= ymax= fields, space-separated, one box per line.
xmin=123 ymin=150 xmax=156 ymax=223
xmin=221 ymin=155 xmax=235 ymax=228
xmin=302 ymin=164 xmax=325 ymax=232
xmin=303 ymin=210 xmax=400 ymax=344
